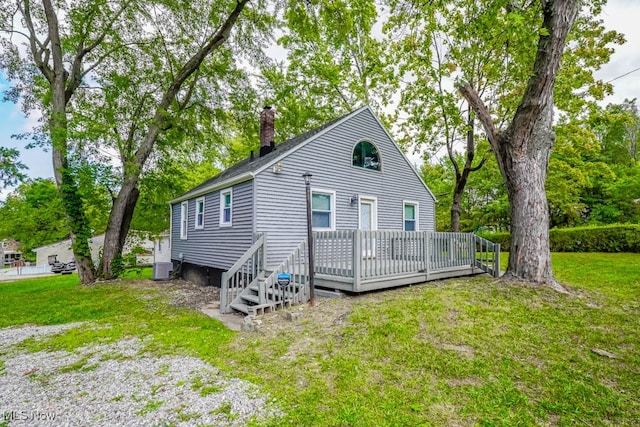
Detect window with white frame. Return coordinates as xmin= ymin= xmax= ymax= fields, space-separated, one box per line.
xmin=195 ymin=197 xmax=205 ymax=229
xmin=219 ymin=188 xmax=232 ymax=226
xmin=312 ymin=190 xmax=336 ymax=230
xmin=403 ymin=201 xmax=418 ymax=231
xmin=352 ymin=140 xmax=381 ymax=171
xmin=180 ymin=201 xmax=188 ymax=239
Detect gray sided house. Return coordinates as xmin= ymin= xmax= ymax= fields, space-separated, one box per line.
xmin=170 ymin=106 xmax=500 ymax=315
xmin=169 ymin=106 xmax=436 ymax=286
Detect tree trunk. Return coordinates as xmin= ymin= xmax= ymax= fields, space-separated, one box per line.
xmin=58 ymin=170 xmax=97 ymax=283
xmin=450 ymin=192 xmax=462 ymax=232
xmin=95 ymin=0 xmax=250 ymax=279
xmin=457 ymin=0 xmax=579 ymax=290
xmin=99 ymin=178 xmax=140 ymax=279
xmin=497 ymin=105 xmax=559 ymax=287
xmin=449 ymin=111 xmax=483 ymax=232
xmin=43 ymin=0 xmax=95 ymax=283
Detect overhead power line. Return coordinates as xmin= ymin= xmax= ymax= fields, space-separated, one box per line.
xmin=605 ymin=65 xmax=640 ymax=84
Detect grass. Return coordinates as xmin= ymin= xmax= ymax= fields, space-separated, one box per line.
xmin=0 ymin=268 xmax=234 ymax=357
xmin=0 ymin=254 xmax=638 ymax=426
xmin=220 ymin=253 xmax=640 ymax=426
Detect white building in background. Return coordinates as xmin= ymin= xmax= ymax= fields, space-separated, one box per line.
xmin=33 ymin=233 xmax=155 ymax=267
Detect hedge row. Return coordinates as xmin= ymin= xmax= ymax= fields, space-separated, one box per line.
xmin=478 ymin=224 xmax=640 ymax=253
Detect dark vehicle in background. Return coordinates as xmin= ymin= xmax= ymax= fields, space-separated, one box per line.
xmin=51 ymin=260 xmax=77 ymax=274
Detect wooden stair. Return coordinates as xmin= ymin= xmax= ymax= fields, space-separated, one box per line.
xmin=229 ymin=271 xmax=307 ymax=316
xmin=222 ymin=239 xmax=311 ymax=316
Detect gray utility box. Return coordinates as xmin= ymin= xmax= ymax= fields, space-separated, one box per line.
xmin=153 ymin=262 xmax=173 ymax=281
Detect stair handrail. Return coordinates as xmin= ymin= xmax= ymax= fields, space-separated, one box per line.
xmin=261 ymin=239 xmax=310 ymax=307
xmin=473 ymin=234 xmax=501 ymax=278
xmin=220 ymin=233 xmax=266 ymax=313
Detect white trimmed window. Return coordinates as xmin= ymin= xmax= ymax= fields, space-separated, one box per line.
xmin=352 ymin=140 xmax=381 ymax=171
xmin=311 ymin=190 xmax=336 ymax=230
xmin=180 ymin=201 xmax=188 ymax=239
xmin=195 ymin=197 xmax=205 ymax=229
xmin=219 ymin=188 xmax=232 ymax=227
xmin=403 ymin=201 xmax=418 ymax=231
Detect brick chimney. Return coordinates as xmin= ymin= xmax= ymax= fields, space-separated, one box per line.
xmin=260 ymin=106 xmax=275 ymax=157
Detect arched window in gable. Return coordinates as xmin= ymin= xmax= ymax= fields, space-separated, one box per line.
xmin=352 ymin=141 xmax=381 ymax=171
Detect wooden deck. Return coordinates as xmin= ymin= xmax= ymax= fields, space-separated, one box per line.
xmin=220 ymin=231 xmax=500 ymax=314
xmin=314 ymin=231 xmax=500 ymax=292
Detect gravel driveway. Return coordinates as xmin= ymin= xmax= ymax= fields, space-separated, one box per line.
xmin=0 ymin=322 xmax=281 ymax=426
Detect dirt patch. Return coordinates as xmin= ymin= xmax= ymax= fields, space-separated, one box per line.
xmin=439 ymin=343 xmax=475 ymax=358
xmin=92 ymin=278 xmax=219 ymax=310
xmin=250 ymin=296 xmax=360 ymax=339
xmin=446 ymin=377 xmax=481 ymax=387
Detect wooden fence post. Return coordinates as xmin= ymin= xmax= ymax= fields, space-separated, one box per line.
xmin=353 ymin=230 xmax=362 ymax=291
xmin=424 ymin=231 xmax=430 ymax=281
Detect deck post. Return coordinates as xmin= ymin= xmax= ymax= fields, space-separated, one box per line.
xmin=424 ymin=231 xmax=430 ymax=281
xmin=220 ymin=271 xmax=229 ymax=314
xmin=353 ymin=229 xmax=362 ymax=291
xmin=494 ymin=243 xmax=501 ymax=278
xmin=471 ymin=234 xmax=477 ymax=273
xmin=261 ymin=233 xmax=267 ymax=273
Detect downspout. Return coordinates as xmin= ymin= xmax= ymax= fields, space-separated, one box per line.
xmin=168 ymin=203 xmax=173 ymax=257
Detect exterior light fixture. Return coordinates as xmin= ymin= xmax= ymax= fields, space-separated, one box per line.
xmin=302 ymin=171 xmax=312 ymax=186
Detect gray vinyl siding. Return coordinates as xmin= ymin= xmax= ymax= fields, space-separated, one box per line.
xmin=170 ymin=180 xmax=254 ymax=270
xmin=255 ymin=108 xmax=436 ymax=266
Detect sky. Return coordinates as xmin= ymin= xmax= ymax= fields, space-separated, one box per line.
xmin=1 ymin=0 xmax=639 ymax=201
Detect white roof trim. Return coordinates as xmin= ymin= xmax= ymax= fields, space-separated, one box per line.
xmin=169 ymin=172 xmax=254 ymax=204
xmin=32 ymin=233 xmax=106 ymax=252
xmin=32 ymin=239 xmax=72 ymax=252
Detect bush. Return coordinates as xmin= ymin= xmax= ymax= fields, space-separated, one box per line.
xmin=478 ymin=224 xmax=640 ymax=253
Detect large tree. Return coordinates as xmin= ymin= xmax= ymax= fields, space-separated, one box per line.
xmin=388 ymin=0 xmax=621 ymax=234
xmin=457 ymin=0 xmax=580 ymax=289
xmin=0 ymin=0 xmax=263 ymax=282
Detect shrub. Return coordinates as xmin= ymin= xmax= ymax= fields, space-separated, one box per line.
xmin=478 ymin=224 xmax=640 ymax=253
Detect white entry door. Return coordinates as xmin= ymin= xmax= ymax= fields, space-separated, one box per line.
xmin=359 ymin=197 xmax=377 ymax=257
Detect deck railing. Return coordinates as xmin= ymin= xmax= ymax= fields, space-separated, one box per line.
xmin=314 ymin=230 xmax=500 ymax=285
xmin=314 ymin=230 xmax=354 ymax=277
xmin=429 ymin=232 xmax=475 ymax=270
xmin=220 ymin=233 xmax=266 ymax=313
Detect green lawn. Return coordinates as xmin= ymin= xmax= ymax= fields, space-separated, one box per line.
xmin=0 ymin=268 xmax=234 ymax=355
xmin=1 ymin=254 xmax=638 ymax=426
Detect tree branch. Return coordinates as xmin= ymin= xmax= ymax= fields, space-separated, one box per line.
xmin=65 ymin=1 xmax=133 ymax=102
xmin=457 ymin=81 xmax=500 ymax=151
xmin=177 ymin=68 xmax=200 ymax=111
xmin=20 ymin=0 xmax=53 ymax=82
xmin=469 ymin=158 xmax=486 ymax=172
xmin=134 ymin=0 xmax=250 ymax=168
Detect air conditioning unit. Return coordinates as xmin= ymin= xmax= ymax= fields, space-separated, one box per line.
xmin=153 ymin=262 xmax=173 ymax=281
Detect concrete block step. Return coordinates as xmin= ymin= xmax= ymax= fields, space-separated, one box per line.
xmin=247 ymin=303 xmax=276 ymax=316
